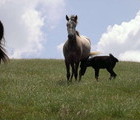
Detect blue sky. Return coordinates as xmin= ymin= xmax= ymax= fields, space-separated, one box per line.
xmin=0 ymin=0 xmax=140 ymax=61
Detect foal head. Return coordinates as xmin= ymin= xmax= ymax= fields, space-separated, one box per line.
xmin=66 ymin=15 xmax=78 ymax=39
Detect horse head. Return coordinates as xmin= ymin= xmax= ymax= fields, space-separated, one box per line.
xmin=66 ymin=15 xmax=78 ymax=23
xmin=66 ymin=15 xmax=78 ymax=39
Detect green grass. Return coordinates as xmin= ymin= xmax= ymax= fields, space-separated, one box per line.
xmin=0 ymin=59 xmax=140 ymax=120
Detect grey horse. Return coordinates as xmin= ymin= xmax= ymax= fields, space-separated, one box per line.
xmin=63 ymin=15 xmax=92 ymax=83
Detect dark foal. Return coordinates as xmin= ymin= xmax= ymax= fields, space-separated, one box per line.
xmin=80 ymin=54 xmax=119 ymax=81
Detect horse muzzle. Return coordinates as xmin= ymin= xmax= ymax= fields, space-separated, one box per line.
xmin=68 ymin=34 xmax=75 ymax=39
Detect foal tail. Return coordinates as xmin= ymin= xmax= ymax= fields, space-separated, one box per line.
xmin=89 ymin=51 xmax=101 ymax=56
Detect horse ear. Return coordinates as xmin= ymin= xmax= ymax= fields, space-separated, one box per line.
xmin=66 ymin=15 xmax=69 ymax=21
xmin=74 ymin=15 xmax=78 ymax=23
xmin=75 ymin=15 xmax=78 ymax=20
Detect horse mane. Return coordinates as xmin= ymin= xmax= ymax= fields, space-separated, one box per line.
xmin=76 ymin=30 xmax=80 ymax=36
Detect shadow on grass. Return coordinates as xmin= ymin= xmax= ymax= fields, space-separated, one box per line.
xmin=57 ymin=79 xmax=67 ymax=86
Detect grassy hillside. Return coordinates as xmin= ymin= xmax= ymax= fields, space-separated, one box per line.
xmin=0 ymin=59 xmax=140 ymax=120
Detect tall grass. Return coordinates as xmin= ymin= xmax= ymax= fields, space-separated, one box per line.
xmin=0 ymin=59 xmax=140 ymax=120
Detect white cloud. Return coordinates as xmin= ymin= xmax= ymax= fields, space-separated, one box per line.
xmin=119 ymin=51 xmax=140 ymax=62
xmin=57 ymin=42 xmax=64 ymax=58
xmin=40 ymin=0 xmax=66 ymax=29
xmin=0 ymin=0 xmax=65 ymax=58
xmin=96 ymin=10 xmax=140 ymax=62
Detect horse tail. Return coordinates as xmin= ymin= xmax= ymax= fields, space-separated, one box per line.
xmin=0 ymin=20 xmax=4 ymax=44
xmin=0 ymin=46 xmax=9 ymax=64
xmin=89 ymin=51 xmax=101 ymax=56
xmin=0 ymin=21 xmax=9 ymax=63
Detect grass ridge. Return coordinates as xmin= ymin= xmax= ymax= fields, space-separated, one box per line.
xmin=0 ymin=60 xmax=140 ymax=120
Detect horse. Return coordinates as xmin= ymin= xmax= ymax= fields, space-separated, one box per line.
xmin=63 ymin=15 xmax=92 ymax=83
xmin=0 ymin=20 xmax=9 ymax=63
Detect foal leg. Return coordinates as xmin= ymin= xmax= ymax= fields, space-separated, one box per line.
xmin=79 ymin=66 xmax=88 ymax=81
xmin=112 ymin=69 xmax=117 ymax=79
xmin=106 ymin=68 xmax=116 ymax=80
xmin=106 ymin=68 xmax=112 ymax=80
xmin=79 ymin=65 xmax=87 ymax=81
xmin=79 ymin=58 xmax=88 ymax=81
xmin=94 ymin=68 xmax=99 ymax=82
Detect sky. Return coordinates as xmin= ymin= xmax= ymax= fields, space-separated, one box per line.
xmin=0 ymin=0 xmax=140 ymax=62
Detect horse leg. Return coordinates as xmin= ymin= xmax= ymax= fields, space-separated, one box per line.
xmin=79 ymin=69 xmax=82 ymax=81
xmin=74 ymin=62 xmax=79 ymax=81
xmin=70 ymin=63 xmax=75 ymax=82
xmin=65 ymin=60 xmax=70 ymax=82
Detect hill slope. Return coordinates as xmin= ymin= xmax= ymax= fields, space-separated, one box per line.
xmin=0 ymin=59 xmax=140 ymax=120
